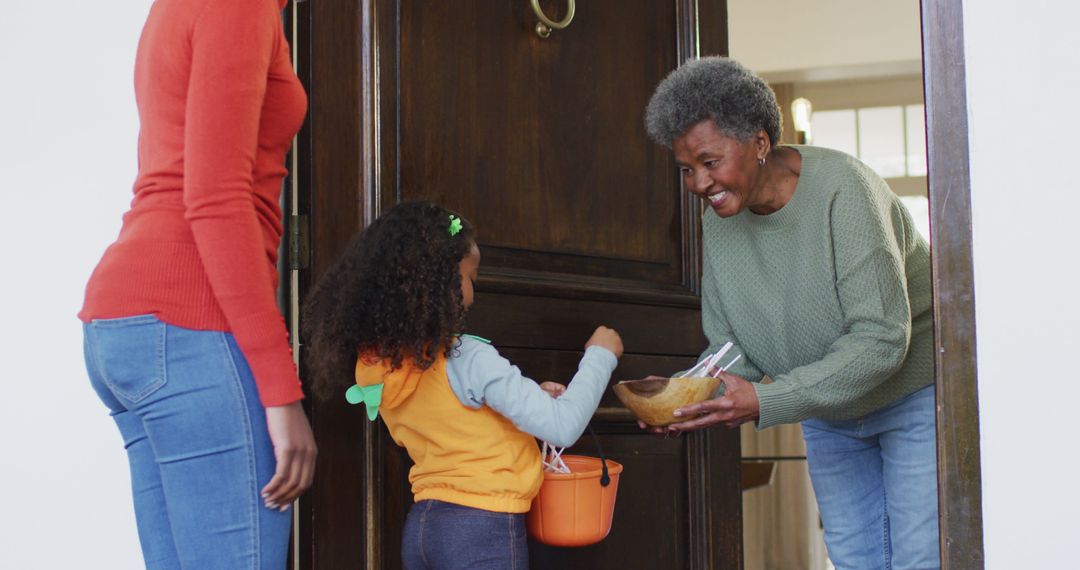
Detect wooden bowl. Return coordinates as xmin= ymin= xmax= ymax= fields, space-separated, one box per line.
xmin=612 ymin=376 xmax=722 ymax=426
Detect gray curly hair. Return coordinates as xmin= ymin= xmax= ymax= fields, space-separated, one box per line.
xmin=644 ymin=56 xmax=782 ymax=149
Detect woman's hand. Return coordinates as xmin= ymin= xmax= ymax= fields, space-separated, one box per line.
xmin=539 ymin=381 xmax=566 ymax=398
xmin=262 ymin=401 xmax=318 ymax=511
xmin=636 ymin=373 xmax=760 ymax=435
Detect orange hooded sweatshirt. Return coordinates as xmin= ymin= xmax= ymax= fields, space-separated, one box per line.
xmin=355 ymin=354 xmax=543 ymax=513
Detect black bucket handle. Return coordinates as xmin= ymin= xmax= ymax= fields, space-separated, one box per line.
xmin=586 ymin=424 xmax=611 ymax=487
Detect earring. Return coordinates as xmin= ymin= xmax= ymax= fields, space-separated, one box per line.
xmin=758 ymin=157 xmax=766 ymax=167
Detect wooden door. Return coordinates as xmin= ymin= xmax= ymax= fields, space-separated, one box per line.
xmin=293 ymin=1 xmax=740 ymax=568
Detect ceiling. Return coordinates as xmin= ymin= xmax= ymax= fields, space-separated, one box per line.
xmin=727 ymin=0 xmax=923 ymax=82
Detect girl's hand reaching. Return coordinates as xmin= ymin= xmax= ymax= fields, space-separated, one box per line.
xmin=536 ymin=327 xmax=621 ymax=399
xmin=585 ymin=326 xmax=624 ymax=359
xmin=539 ymin=382 xmax=566 ymax=398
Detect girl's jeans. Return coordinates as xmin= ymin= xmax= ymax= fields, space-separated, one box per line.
xmin=402 ymin=500 xmax=529 ymax=570
xmin=83 ymin=315 xmax=290 ymax=569
xmin=802 ymin=384 xmax=940 ymax=570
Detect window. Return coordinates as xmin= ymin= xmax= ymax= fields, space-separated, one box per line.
xmin=905 ymin=104 xmax=927 ymax=176
xmin=812 ymin=110 xmax=857 ymax=158
xmin=899 ymin=195 xmax=931 ymax=241
xmin=858 ymin=107 xmax=906 ymax=177
xmin=809 ymin=104 xmax=927 ymax=179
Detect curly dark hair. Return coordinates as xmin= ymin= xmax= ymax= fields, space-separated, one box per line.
xmin=301 ymin=201 xmax=476 ymax=401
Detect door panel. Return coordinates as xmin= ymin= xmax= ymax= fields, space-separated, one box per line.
xmin=468 ymin=294 xmax=705 ymax=354
xmin=529 ymin=433 xmax=691 ymax=569
xmin=399 ymin=0 xmax=685 ymax=292
xmin=297 ymin=1 xmax=740 ymax=568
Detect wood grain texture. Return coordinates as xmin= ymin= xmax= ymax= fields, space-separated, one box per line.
xmin=921 ymin=0 xmax=985 ymax=566
xmin=399 ymin=1 xmax=678 ymax=261
xmin=294 ymin=0 xmax=370 ymax=568
xmin=297 ymin=1 xmax=740 ymax=568
xmin=466 ymin=292 xmax=706 ymax=355
xmin=529 ymin=430 xmax=691 ymax=568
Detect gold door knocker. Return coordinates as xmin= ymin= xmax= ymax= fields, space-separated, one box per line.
xmin=531 ymin=0 xmax=575 ymax=38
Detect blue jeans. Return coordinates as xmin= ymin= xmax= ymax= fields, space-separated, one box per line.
xmin=802 ymin=384 xmax=940 ymax=570
xmin=401 ymin=500 xmax=529 ymax=570
xmin=83 ymin=315 xmax=291 ymax=569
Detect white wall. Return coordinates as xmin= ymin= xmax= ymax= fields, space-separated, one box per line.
xmin=964 ymin=2 xmax=1080 ymax=568
xmin=1 ymin=2 xmax=152 ymax=567
xmin=728 ymin=0 xmax=922 ymax=76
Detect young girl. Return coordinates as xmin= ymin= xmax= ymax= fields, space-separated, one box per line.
xmin=302 ymin=201 xmax=622 ymax=569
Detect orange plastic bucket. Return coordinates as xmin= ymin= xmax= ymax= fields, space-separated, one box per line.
xmin=527 ymin=454 xmax=623 ymax=547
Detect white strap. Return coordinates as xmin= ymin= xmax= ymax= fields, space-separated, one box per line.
xmin=541 ymin=441 xmax=571 ymax=473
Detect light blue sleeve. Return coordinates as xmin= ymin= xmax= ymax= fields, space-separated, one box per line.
xmin=446 ymin=337 xmax=618 ymax=447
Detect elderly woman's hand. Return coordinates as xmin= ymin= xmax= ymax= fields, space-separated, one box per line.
xmin=637 ymin=373 xmax=760 ymax=436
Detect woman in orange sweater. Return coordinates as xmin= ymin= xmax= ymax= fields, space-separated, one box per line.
xmin=79 ymin=0 xmax=316 ymax=567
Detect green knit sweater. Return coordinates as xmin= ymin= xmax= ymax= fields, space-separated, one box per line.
xmin=701 ymin=145 xmax=933 ymax=430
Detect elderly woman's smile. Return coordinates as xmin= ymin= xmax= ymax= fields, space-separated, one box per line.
xmin=672 ymin=118 xmax=796 ymax=218
xmin=672 ymin=119 xmax=765 ymax=218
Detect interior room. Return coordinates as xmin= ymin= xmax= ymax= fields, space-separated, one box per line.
xmin=5 ymin=0 xmax=1079 ymax=569
xmin=729 ymin=2 xmax=926 ymax=567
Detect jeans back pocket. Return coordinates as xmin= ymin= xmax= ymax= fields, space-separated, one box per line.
xmin=88 ymin=314 xmax=168 ymax=404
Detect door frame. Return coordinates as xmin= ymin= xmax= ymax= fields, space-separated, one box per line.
xmin=288 ymin=1 xmax=740 ymax=568
xmin=920 ymin=0 xmax=985 ymax=567
xmin=286 ymin=0 xmax=988 ymax=567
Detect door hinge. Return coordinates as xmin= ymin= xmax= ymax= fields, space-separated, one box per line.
xmin=289 ymin=214 xmax=310 ymax=271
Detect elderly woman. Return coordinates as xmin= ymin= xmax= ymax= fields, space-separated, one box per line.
xmin=643 ymin=57 xmax=938 ymax=570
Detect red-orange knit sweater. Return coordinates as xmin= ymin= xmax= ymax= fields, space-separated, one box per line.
xmin=80 ymin=0 xmax=306 ymax=406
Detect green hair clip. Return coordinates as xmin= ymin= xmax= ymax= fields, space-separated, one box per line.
xmin=448 ymin=214 xmax=463 ymax=237
xmin=346 ymin=384 xmax=384 ymax=421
